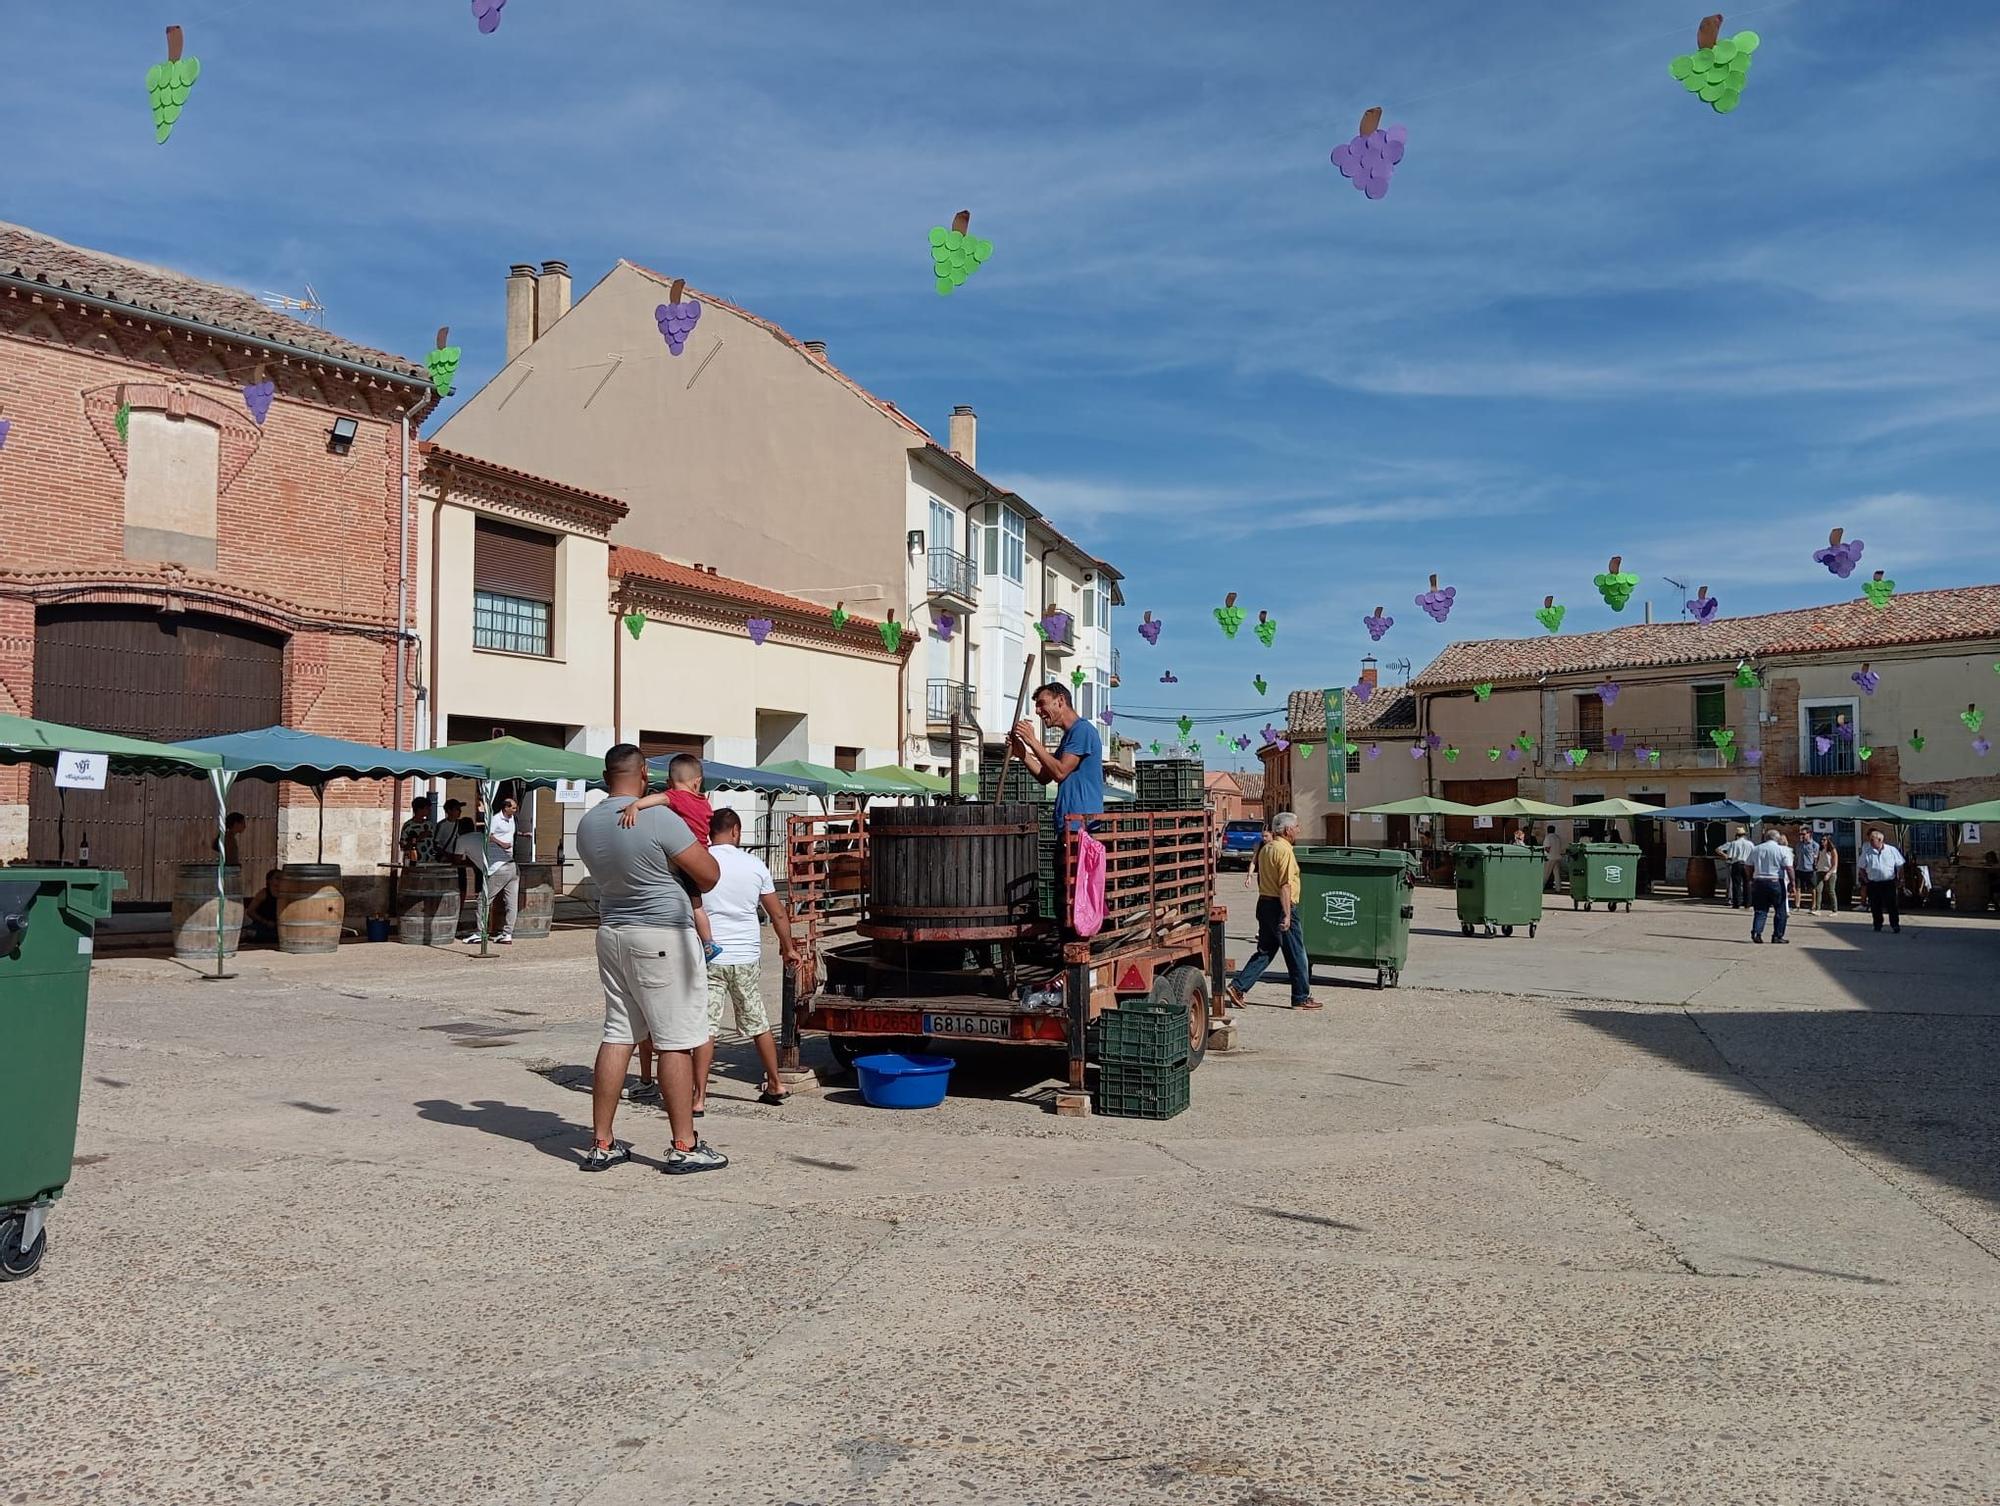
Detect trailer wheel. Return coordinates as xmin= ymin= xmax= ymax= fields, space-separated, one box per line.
xmin=1160 ymin=966 xmax=1210 ymax=1072
xmin=825 ymin=1035 xmax=865 ymax=1072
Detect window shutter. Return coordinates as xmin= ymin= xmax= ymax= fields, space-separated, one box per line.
xmin=474 ymin=519 xmax=558 ymax=600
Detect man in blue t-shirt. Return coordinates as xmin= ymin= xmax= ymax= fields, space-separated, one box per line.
xmin=1013 ymin=681 xmax=1104 ymax=836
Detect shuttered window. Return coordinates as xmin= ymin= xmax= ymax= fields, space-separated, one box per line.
xmin=472 ymin=519 xmax=558 ymax=656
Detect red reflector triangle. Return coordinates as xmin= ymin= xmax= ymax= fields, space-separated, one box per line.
xmin=1118 ymin=966 xmax=1145 ymax=991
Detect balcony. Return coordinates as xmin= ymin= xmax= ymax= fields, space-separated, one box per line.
xmin=926 ymin=547 xmax=977 ymax=609
xmin=1109 ymin=645 xmax=1121 ymax=688
xmin=1797 ymin=738 xmax=1860 ymax=778
xmin=1541 ymin=725 xmax=1744 ymax=774
xmin=1038 ymin=609 xmax=1076 ymax=659
xmin=926 ymin=679 xmax=977 ymax=729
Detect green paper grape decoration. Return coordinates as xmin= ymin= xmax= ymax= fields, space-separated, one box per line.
xmin=114 ymin=403 xmax=130 ymax=444
xmin=1566 ymin=748 xmax=1588 ymax=768
xmin=146 ymin=27 xmax=202 ymax=144
xmin=1254 ymin=611 xmax=1277 ymax=647
xmin=1534 ymin=596 xmax=1565 ymax=634
xmin=1069 ymin=667 xmax=1086 ymax=689
xmin=830 ymin=602 xmax=848 ymax=630
xmin=1487 ymin=747 xmax=1502 ymax=762
xmin=1253 ymin=675 xmax=1268 ymax=696
xmin=1593 ymin=555 xmax=1639 ymax=612
xmin=1343 ymin=743 xmax=1359 ymax=757
xmin=1735 ymin=663 xmax=1761 ymax=688
xmin=1963 ymin=705 xmax=1985 ymax=733
xmin=1857 ymin=745 xmax=1874 ymax=762
xmin=622 ymin=611 xmax=645 ymax=640
xmin=1177 ymin=716 xmax=1193 ymax=740
xmin=929 ymin=210 xmax=994 ymax=296
xmin=1862 ymin=571 xmax=1896 ymax=609
xmin=427 ymin=327 xmax=462 ymax=398
xmin=1149 ymin=741 xmax=1163 ymax=756
xmin=1472 ymin=682 xmax=1493 ymax=702
xmin=1299 ymin=744 xmax=1314 ymax=760
xmin=1909 ymin=730 xmax=1926 ymax=753
xmin=1514 ymin=732 xmax=1536 ymax=753
xmin=879 ymin=615 xmax=904 ymax=653
xmin=1214 ymin=592 xmax=1246 ymax=639
xmin=1443 ymin=745 xmax=1460 ymax=763
xmin=1669 ymin=17 xmax=1759 ymax=116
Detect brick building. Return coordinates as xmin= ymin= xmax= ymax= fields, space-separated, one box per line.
xmin=0 ymin=221 xmax=436 ymax=898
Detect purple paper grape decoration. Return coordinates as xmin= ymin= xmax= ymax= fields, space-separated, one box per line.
xmin=1425 ymin=731 xmax=1443 ymax=750
xmin=1234 ymin=735 xmax=1252 ymax=752
xmin=1686 ymin=585 xmax=1719 ymax=622
xmin=1812 ymin=527 xmax=1864 ymax=579
xmin=1597 ymin=680 xmax=1621 ymax=705
xmin=1977 ymin=737 xmax=1993 ymax=757
xmin=1159 ymin=670 xmax=1178 ymax=685
xmin=1363 ymin=607 xmax=1394 ymax=641
xmin=1350 ymin=679 xmax=1374 ymax=704
xmin=471 ymin=0 xmax=506 ymax=32
xmin=655 ymin=279 xmax=702 ymax=356
xmin=242 ymin=379 xmax=275 ymax=426
xmin=1330 ymin=107 xmax=1407 ymax=200
xmin=1409 ymin=744 xmax=1426 ymax=760
xmin=0 ymin=418 xmax=10 ymax=450
xmin=1415 ymin=574 xmax=1456 ymax=624
xmin=1138 ymin=610 xmax=1161 ymax=645
xmin=1367 ymin=744 xmax=1381 ymax=760
xmin=1852 ymin=664 xmax=1878 ymax=696
xmin=1505 ymin=745 xmax=1521 ymax=764
xmin=934 ymin=610 xmax=956 ymax=642
xmin=1100 ymin=710 xmax=1115 ymax=727
xmin=1814 ymin=735 xmax=1832 ymax=756
xmin=746 ymin=617 xmax=772 ymax=646
xmin=1744 ymin=749 xmax=1764 ymax=766
xmin=1606 ymin=731 xmax=1626 ymax=753
xmin=1633 ymin=744 xmax=1651 ymax=763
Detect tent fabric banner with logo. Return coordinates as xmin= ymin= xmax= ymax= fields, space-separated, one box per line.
xmin=1322 ymin=688 xmax=1346 ymax=805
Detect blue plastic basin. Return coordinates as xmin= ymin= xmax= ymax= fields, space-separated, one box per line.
xmin=853 ymin=1052 xmax=954 ymax=1109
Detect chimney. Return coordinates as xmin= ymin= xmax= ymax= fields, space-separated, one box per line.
xmin=1360 ymin=653 xmax=1379 ymax=688
xmin=948 ymin=405 xmax=977 ymax=468
xmin=536 ymin=260 xmax=572 ymax=339
xmin=801 ymin=340 xmax=828 ymax=362
xmin=505 ymin=264 xmax=538 ymax=363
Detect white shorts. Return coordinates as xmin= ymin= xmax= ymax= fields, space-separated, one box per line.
xmin=596 ymin=925 xmax=707 ymax=1050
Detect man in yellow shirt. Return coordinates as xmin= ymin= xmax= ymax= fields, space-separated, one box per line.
xmin=1224 ymin=811 xmax=1318 ymax=1011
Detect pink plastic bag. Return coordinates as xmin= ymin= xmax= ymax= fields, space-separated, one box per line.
xmin=1071 ymin=828 xmax=1107 ymax=938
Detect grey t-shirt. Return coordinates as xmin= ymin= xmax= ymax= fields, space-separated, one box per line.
xmin=575 ymin=796 xmax=698 ymax=929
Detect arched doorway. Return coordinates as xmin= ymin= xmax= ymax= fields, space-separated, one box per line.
xmin=29 ymin=604 xmax=284 ymax=902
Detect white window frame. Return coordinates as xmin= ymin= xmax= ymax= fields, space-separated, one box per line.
xmin=928 ymin=496 xmax=957 ymax=555
xmin=1000 ymin=507 xmax=1026 ymax=583
xmin=1800 ymin=696 xmax=1861 ymax=766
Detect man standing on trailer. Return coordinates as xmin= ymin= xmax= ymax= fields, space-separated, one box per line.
xmin=1013 ymin=682 xmax=1104 ymax=838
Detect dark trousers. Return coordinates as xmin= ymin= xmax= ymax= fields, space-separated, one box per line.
xmin=1751 ymin=878 xmax=1787 ymax=940
xmin=1728 ymin=862 xmax=1752 ymax=907
xmin=1867 ymin=878 xmax=1901 ymax=932
xmin=1233 ymin=896 xmax=1310 ymax=1003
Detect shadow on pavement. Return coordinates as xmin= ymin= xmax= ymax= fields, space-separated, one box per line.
xmin=415 ymin=1097 xmax=582 ymax=1163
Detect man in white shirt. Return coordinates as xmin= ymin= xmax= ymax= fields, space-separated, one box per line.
xmin=1542 ymin=825 xmax=1565 ymax=892
xmin=695 ymin=807 xmax=801 ymax=1110
xmin=1748 ymin=827 xmax=1794 ymax=944
xmin=1858 ymin=828 xmax=1906 ymax=934
xmin=467 ymin=794 xmax=520 ymax=944
xmin=1716 ymin=826 xmax=1756 ymax=908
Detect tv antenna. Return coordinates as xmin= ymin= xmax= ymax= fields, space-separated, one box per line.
xmin=1663 ymin=574 xmax=1691 ymax=615
xmin=1384 ymin=657 xmax=1413 ymax=682
xmin=259 ymin=283 xmax=325 ymax=326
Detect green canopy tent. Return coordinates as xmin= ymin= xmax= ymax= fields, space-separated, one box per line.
xmin=1465 ymin=797 xmax=1574 ymax=819
xmin=1789 ymin=796 xmax=1938 ymax=824
xmin=0 ymin=713 xmax=227 ymax=974
xmin=1931 ymin=798 xmax=2000 ymax=824
xmin=861 ymin=764 xmax=953 ymax=795
xmin=1354 ymin=796 xmax=1486 ymax=816
xmin=759 ymin=760 xmax=915 ymax=798
xmin=1565 ymin=797 xmax=1676 ymax=819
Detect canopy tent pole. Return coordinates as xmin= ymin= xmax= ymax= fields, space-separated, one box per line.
xmin=472 ymin=778 xmax=498 ymax=961
xmin=315 ymin=782 xmax=327 ymax=864
xmin=201 ymin=768 xmax=238 ymax=983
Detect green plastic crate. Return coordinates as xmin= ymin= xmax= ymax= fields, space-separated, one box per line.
xmin=1135 ymin=758 xmax=1204 ymax=810
xmin=1089 ymin=1002 xmax=1190 ymax=1068
xmin=1093 ymin=1058 xmax=1191 ymax=1120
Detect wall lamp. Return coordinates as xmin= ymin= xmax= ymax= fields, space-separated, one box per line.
xmin=906 ymin=529 xmax=925 ymax=553
xmin=327 ymin=416 xmax=360 ymax=455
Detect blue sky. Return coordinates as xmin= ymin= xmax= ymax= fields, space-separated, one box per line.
xmin=8 ymin=1 xmax=2000 ymax=769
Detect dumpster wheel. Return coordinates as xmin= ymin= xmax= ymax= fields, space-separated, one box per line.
xmin=1375 ymin=967 xmax=1399 ymax=989
xmin=1461 ymin=922 xmax=1473 ymax=937
xmin=1529 ymin=922 xmax=1538 ymax=938
xmin=0 ymin=1213 xmax=46 ymax=1282
xmin=1501 ymin=925 xmax=1513 ymax=937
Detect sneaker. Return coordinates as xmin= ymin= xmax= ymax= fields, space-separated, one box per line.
xmin=1752 ymin=935 xmax=1764 ymax=944
xmin=624 ymin=1080 xmax=660 ymax=1104
xmin=702 ymin=940 xmax=724 ymax=963
xmin=496 ymin=933 xmax=513 ymax=945
xmin=1773 ymin=937 xmax=1790 ymax=945
xmin=579 ymin=1141 xmax=632 ymax=1172
xmin=665 ymin=1140 xmax=728 ymax=1175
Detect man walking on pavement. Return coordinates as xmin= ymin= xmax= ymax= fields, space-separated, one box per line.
xmin=693 ymin=806 xmax=801 ymax=1111
xmin=574 ymin=743 xmax=725 ymax=1174
xmin=1748 ymin=826 xmax=1794 ymax=944
xmin=1717 ymin=826 xmax=1756 ymax=908
xmin=1859 ymin=827 xmax=1907 ymax=934
xmin=1226 ymin=811 xmax=1316 ymax=1011
xmin=1542 ymin=823 xmax=1564 ymax=893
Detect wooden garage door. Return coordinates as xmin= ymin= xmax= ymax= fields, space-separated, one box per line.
xmin=1439 ymin=777 xmax=1518 ymax=845
xmin=29 ymin=606 xmax=284 ymax=903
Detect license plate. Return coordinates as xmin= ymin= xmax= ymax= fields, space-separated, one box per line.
xmin=922 ymin=1013 xmax=1013 ymax=1040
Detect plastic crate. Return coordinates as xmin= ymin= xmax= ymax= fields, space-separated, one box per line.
xmin=978 ymin=754 xmax=1044 ymax=805
xmin=1089 ymin=1002 xmax=1190 ymax=1068
xmin=1135 ymin=758 xmax=1204 ymax=810
xmin=1036 ymin=830 xmax=1060 ymax=920
xmin=1093 ymin=1059 xmax=1191 ymax=1120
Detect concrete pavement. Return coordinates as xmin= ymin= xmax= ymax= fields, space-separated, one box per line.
xmin=6 ymin=886 xmax=1999 ymax=1504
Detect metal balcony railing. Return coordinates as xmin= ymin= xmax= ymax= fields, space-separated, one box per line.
xmin=1038 ymin=610 xmax=1075 ymax=650
xmin=1562 ymin=726 xmax=1729 ymax=755
xmin=1109 ymin=646 xmax=1121 ymax=685
xmin=1799 ymin=739 xmax=1860 ymax=777
xmin=926 ymin=679 xmax=976 ymax=725
xmin=926 ymin=547 xmax=977 ymax=602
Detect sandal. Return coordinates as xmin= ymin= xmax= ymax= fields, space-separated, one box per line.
xmin=758 ymin=1089 xmax=790 ymax=1106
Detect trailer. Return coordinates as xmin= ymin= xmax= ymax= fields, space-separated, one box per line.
xmin=779 ymin=805 xmax=1231 ymax=1115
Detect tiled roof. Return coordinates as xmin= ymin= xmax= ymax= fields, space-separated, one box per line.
xmin=610 ymin=545 xmax=886 ymax=633
xmin=1237 ymin=772 xmax=1265 ymax=801
xmin=0 ymin=220 xmax=430 ymax=382
xmin=1203 ymin=770 xmax=1242 ymax=793
xmin=421 ymin=443 xmax=628 ymax=520
xmin=1413 ymin=584 xmax=2000 ymax=688
xmin=1283 ymin=685 xmax=1418 ymax=740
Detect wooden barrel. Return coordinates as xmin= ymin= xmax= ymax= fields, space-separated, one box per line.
xmin=1952 ymin=864 xmax=1993 ymax=914
xmin=512 ymin=862 xmax=556 ymax=939
xmin=172 ymin=861 xmax=242 ymax=959
xmin=1685 ymin=855 xmax=1718 ymax=899
xmin=865 ymin=802 xmax=1041 ymax=939
xmin=275 ymin=863 xmax=344 ymax=954
xmin=396 ymin=863 xmax=461 ymax=946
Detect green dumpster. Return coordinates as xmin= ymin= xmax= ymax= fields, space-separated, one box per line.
xmin=1453 ymin=843 xmax=1543 ymax=938
xmin=1567 ymin=842 xmax=1642 ymax=912
xmin=0 ymin=867 xmax=124 ymax=1282
xmin=1294 ymin=846 xmax=1419 ymax=990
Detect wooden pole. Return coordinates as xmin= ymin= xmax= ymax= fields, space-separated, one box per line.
xmin=991 ymin=655 xmax=1037 ymax=804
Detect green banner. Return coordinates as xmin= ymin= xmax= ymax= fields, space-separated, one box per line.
xmin=1323 ymin=688 xmax=1346 ymax=805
